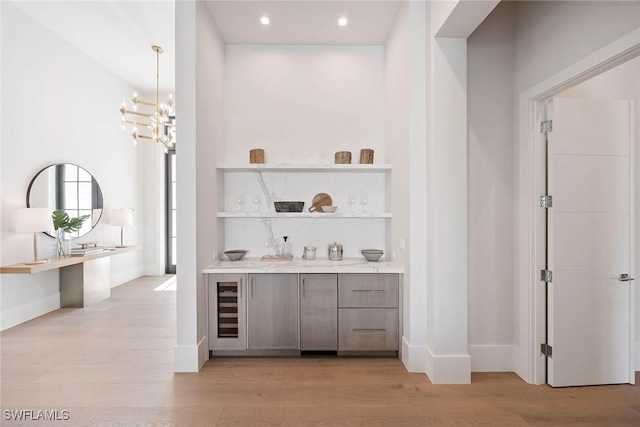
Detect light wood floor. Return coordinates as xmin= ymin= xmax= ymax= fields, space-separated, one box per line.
xmin=1 ymin=275 xmax=639 ymax=426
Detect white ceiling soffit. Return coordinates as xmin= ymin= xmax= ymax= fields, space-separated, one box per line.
xmin=204 ymin=0 xmax=404 ymax=45
xmin=11 ymin=0 xmax=176 ymax=95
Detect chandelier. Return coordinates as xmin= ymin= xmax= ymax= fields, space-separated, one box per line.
xmin=120 ymin=45 xmax=175 ymax=152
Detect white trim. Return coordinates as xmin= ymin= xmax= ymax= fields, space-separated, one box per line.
xmin=425 ymin=347 xmax=471 ymax=384
xmin=174 ymin=335 xmax=207 ymax=372
xmin=517 ymin=27 xmax=640 ymax=385
xmin=0 ymin=293 xmax=60 ymax=331
xmin=401 ymin=336 xmax=428 ymax=373
xmin=635 ymin=343 xmax=640 ymax=371
xmin=469 ymin=345 xmax=514 ymax=372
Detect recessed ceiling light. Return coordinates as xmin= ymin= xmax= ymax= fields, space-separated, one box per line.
xmin=260 ymin=16 xmax=270 ymax=25
xmin=338 ymin=17 xmax=348 ymax=26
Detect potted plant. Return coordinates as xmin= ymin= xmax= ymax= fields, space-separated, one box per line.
xmin=52 ymin=210 xmax=90 ymax=256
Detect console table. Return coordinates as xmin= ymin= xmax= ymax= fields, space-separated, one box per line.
xmin=0 ymin=246 xmax=139 ymax=308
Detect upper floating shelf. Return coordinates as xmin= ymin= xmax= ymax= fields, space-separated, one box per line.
xmin=217 ymin=164 xmax=392 ymax=172
xmin=217 ymin=212 xmax=392 ymax=218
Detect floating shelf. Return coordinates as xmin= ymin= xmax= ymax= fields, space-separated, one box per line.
xmin=217 ymin=212 xmax=392 ymax=219
xmin=217 ymin=164 xmax=392 ymax=172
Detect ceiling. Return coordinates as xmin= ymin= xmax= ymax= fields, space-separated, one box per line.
xmin=205 ymin=1 xmax=403 ymax=45
xmin=11 ymin=1 xmax=403 ymax=94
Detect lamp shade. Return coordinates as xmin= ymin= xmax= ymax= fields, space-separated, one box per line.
xmin=15 ymin=208 xmax=52 ymax=233
xmin=111 ymin=208 xmax=133 ymax=227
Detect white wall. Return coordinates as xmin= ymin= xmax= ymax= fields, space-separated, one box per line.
xmin=174 ymin=0 xmax=225 ymax=371
xmin=196 ymin=1 xmax=225 ymax=364
xmin=557 ymin=57 xmax=640 ymax=369
xmin=467 ymin=1 xmax=516 ymax=372
xmin=384 ymin=0 xmax=412 ymax=364
xmin=0 ymin=2 xmax=144 ymax=330
xmin=513 ymin=0 xmax=640 ymax=94
xmin=224 ymin=45 xmax=385 ymax=164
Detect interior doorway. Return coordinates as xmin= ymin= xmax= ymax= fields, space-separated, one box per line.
xmin=518 ymin=30 xmax=640 ymax=386
xmin=165 ymin=148 xmax=177 ymax=274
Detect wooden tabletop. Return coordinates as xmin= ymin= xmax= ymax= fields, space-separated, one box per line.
xmin=0 ymin=246 xmax=140 ymax=274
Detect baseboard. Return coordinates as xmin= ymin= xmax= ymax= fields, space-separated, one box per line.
xmin=0 ymin=293 xmax=60 ymax=331
xmin=174 ymin=336 xmax=208 ymax=372
xmin=469 ymin=344 xmax=515 ymax=372
xmin=401 ymin=336 xmax=428 ymax=373
xmin=425 ymin=347 xmax=471 ymax=384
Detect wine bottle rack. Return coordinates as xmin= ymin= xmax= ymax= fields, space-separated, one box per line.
xmin=217 ymin=282 xmax=239 ymax=338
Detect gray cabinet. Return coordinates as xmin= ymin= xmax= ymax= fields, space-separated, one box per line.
xmin=338 ymin=274 xmax=399 ymax=353
xmin=208 ymin=273 xmax=247 ymax=351
xmin=300 ymin=274 xmax=338 ymax=350
xmin=248 ymin=273 xmax=298 ymax=350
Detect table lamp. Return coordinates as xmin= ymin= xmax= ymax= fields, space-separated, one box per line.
xmin=16 ymin=208 xmax=52 ymax=264
xmin=111 ymin=208 xmax=133 ymax=248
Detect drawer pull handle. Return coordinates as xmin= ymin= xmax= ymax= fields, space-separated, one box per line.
xmin=351 ymin=290 xmax=385 ymax=293
xmin=352 ymin=328 xmax=386 ymax=332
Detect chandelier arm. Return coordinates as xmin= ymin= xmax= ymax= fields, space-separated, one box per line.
xmin=135 ymin=134 xmax=155 ymax=141
xmin=123 ymin=110 xmax=154 ymax=118
xmin=133 ymin=98 xmax=156 ymax=107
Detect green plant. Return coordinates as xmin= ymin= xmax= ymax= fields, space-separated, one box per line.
xmin=52 ymin=210 xmax=90 ymax=234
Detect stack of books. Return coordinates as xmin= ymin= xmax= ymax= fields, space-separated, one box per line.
xmin=70 ymin=246 xmax=105 ymax=257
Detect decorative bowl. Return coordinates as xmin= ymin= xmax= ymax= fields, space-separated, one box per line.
xmin=225 ymin=250 xmax=247 ymax=261
xmin=361 ymin=250 xmax=383 ymax=262
xmin=274 ymin=201 xmax=304 ymax=213
xmin=321 ymin=206 xmax=338 ymax=213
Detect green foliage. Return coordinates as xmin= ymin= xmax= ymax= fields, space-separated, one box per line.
xmin=52 ymin=210 xmax=90 ymax=233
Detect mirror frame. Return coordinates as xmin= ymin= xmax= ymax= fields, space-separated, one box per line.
xmin=26 ymin=163 xmax=104 ymax=240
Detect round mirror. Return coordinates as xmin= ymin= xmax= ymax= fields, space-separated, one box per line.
xmin=27 ymin=164 xmax=104 ymax=239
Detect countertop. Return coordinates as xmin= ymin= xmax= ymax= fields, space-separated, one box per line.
xmin=202 ymin=258 xmax=404 ymax=274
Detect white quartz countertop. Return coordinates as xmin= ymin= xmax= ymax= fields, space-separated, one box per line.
xmin=202 ymin=258 xmax=404 ymax=274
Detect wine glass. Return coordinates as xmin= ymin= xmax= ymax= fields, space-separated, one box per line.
xmin=236 ymin=195 xmax=245 ymax=213
xmin=360 ymin=194 xmax=368 ymax=213
xmin=348 ymin=194 xmax=356 ymax=214
xmin=253 ymin=194 xmax=261 ymax=213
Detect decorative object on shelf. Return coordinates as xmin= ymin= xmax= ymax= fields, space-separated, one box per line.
xmin=302 ymin=246 xmax=316 ymax=260
xmin=335 ymin=151 xmax=352 ymax=164
xmin=224 ymin=250 xmax=247 ymax=261
xmin=274 ymin=201 xmax=304 ymax=213
xmin=111 ymin=208 xmax=133 ymax=248
xmin=250 ymin=148 xmax=265 ymax=164
xmin=321 ymin=206 xmax=338 ymax=213
xmin=119 ymin=45 xmax=175 ymax=153
xmin=328 ymin=242 xmax=344 ymax=261
xmin=360 ymin=148 xmax=374 ymax=164
xmin=76 ymin=242 xmax=98 ymax=249
xmin=260 ymin=255 xmax=293 ymax=262
xmin=52 ymin=210 xmax=90 ymax=257
xmin=15 ymin=208 xmax=53 ymax=264
xmin=360 ymin=194 xmax=369 ymax=213
xmin=308 ymin=193 xmax=333 ymax=212
xmin=361 ymin=249 xmax=384 ymax=262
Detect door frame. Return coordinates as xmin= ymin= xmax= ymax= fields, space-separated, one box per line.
xmin=517 ymin=28 xmax=640 ymax=385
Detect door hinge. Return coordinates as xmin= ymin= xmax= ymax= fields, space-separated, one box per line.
xmin=540 ymin=195 xmax=553 ymax=209
xmin=541 ymin=343 xmax=553 ymax=358
xmin=541 ymin=269 xmax=553 ymax=283
xmin=540 ymin=120 xmax=553 ymax=134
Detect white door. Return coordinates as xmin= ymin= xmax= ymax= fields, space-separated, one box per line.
xmin=547 ymin=97 xmax=634 ymax=387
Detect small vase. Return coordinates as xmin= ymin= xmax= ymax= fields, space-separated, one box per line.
xmin=56 ymin=230 xmax=66 ymax=257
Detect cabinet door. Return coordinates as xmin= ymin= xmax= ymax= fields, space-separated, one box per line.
xmin=248 ymin=274 xmax=298 ymax=350
xmin=300 ymin=274 xmax=337 ymax=351
xmin=338 ymin=274 xmax=398 ymax=308
xmin=208 ymin=273 xmax=247 ymax=351
xmin=339 ymin=308 xmax=399 ymax=351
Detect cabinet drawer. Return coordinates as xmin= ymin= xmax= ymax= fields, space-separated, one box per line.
xmin=338 ymin=274 xmax=398 ymax=308
xmin=339 ymin=309 xmax=398 ymax=351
